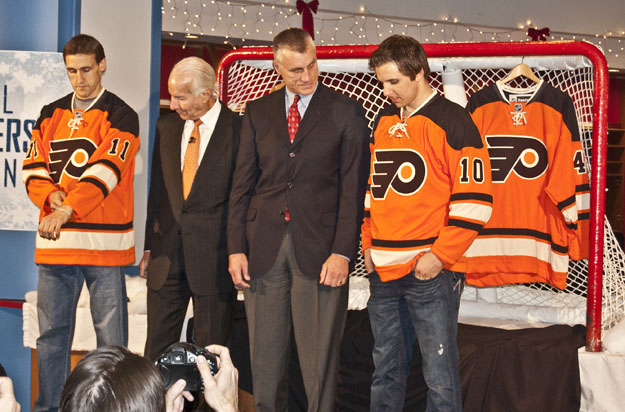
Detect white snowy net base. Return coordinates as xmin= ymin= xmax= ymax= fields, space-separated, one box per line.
xmin=222 ymin=53 xmax=625 ymax=336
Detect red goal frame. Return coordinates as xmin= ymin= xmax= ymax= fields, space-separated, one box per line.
xmin=217 ymin=41 xmax=609 ymax=352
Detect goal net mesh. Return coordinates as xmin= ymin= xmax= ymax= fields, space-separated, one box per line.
xmin=219 ymin=45 xmax=625 ymax=337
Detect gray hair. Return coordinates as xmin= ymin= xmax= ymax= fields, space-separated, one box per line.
xmin=170 ymin=56 xmax=217 ymax=98
xmin=273 ymin=28 xmax=315 ymax=65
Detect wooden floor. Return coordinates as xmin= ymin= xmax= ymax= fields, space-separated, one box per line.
xmin=238 ymin=389 xmax=255 ymax=412
xmin=30 ymin=350 xmax=88 ymax=410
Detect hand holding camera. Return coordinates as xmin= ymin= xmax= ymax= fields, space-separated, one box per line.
xmin=157 ymin=342 xmax=219 ymax=391
xmin=160 ymin=343 xmax=239 ymax=412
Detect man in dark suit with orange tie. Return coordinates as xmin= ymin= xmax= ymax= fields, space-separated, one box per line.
xmin=227 ymin=28 xmax=370 ymax=412
xmin=141 ymin=57 xmax=241 ymax=361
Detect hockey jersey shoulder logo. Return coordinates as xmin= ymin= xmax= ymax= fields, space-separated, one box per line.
xmin=486 ymin=135 xmax=548 ymax=183
xmin=49 ymin=138 xmax=97 ymax=183
xmin=371 ymin=149 xmax=427 ymax=199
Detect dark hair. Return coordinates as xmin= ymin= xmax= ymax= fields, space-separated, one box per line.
xmin=59 ymin=346 xmax=166 ymax=412
xmin=273 ymin=28 xmax=314 ymax=57
xmin=369 ymin=35 xmax=430 ymax=80
xmin=63 ymin=34 xmax=106 ymax=63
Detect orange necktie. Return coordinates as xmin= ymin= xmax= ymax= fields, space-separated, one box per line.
xmin=182 ymin=119 xmax=202 ymax=199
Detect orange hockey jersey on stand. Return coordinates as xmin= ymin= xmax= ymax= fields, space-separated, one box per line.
xmin=22 ymin=90 xmax=140 ymax=266
xmin=362 ymin=93 xmax=493 ymax=282
xmin=465 ymin=80 xmax=590 ymax=289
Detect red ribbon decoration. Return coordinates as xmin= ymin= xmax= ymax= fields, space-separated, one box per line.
xmin=296 ymin=0 xmax=319 ymax=39
xmin=527 ymin=27 xmax=550 ymax=41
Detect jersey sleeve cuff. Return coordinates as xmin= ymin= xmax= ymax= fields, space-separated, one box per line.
xmin=429 ymin=246 xmax=455 ymax=268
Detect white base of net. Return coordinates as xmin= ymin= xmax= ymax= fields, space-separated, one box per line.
xmin=348 ymin=276 xmax=586 ymax=325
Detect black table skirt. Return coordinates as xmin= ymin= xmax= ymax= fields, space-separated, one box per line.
xmin=230 ymin=303 xmax=586 ymax=412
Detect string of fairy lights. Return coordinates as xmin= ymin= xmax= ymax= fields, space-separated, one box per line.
xmin=161 ymin=0 xmax=625 ymax=65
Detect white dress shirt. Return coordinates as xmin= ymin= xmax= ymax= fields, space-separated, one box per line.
xmin=180 ymin=100 xmax=222 ymax=170
xmin=284 ymin=85 xmax=317 ymax=119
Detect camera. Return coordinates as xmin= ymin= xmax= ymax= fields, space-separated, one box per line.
xmin=156 ymin=342 xmax=219 ymax=391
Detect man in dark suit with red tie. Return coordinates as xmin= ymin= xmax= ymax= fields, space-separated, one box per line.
xmin=227 ymin=28 xmax=370 ymax=412
xmin=140 ymin=57 xmax=241 ymax=361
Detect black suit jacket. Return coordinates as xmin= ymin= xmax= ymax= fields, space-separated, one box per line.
xmin=227 ymin=83 xmax=369 ymax=277
xmin=145 ymin=105 xmax=241 ymax=295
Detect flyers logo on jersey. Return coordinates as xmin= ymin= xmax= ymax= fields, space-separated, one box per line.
xmin=49 ymin=138 xmax=97 ymax=183
xmin=486 ymin=135 xmax=548 ymax=183
xmin=371 ymin=149 xmax=427 ymax=199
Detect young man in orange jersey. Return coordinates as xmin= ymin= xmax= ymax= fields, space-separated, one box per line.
xmin=363 ymin=35 xmax=493 ymax=412
xmin=22 ymin=34 xmax=139 ymax=412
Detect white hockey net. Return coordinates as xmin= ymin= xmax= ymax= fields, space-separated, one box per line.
xmin=218 ymin=43 xmax=624 ymax=342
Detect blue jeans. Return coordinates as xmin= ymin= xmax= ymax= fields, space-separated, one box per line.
xmin=33 ymin=265 xmax=128 ymax=412
xmin=368 ymin=269 xmax=464 ymax=412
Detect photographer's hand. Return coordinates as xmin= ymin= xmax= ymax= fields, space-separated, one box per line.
xmin=165 ymin=379 xmax=194 ymax=412
xmin=198 ymin=345 xmax=239 ymax=412
xmin=0 ymin=377 xmax=20 ymax=412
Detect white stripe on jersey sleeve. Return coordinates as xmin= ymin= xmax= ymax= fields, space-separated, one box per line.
xmin=561 ymin=204 xmax=578 ymax=224
xmin=449 ymin=202 xmax=492 ymax=224
xmin=82 ymin=164 xmax=119 ymax=193
xmin=22 ymin=168 xmax=51 ymax=182
xmin=576 ymin=192 xmax=590 ymax=212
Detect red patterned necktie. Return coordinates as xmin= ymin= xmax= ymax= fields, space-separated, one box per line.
xmin=288 ymin=94 xmax=301 ymax=143
xmin=284 ymin=95 xmax=301 ymax=221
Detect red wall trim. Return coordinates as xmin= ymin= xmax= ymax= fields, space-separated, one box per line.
xmin=0 ymin=299 xmax=25 ymax=309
